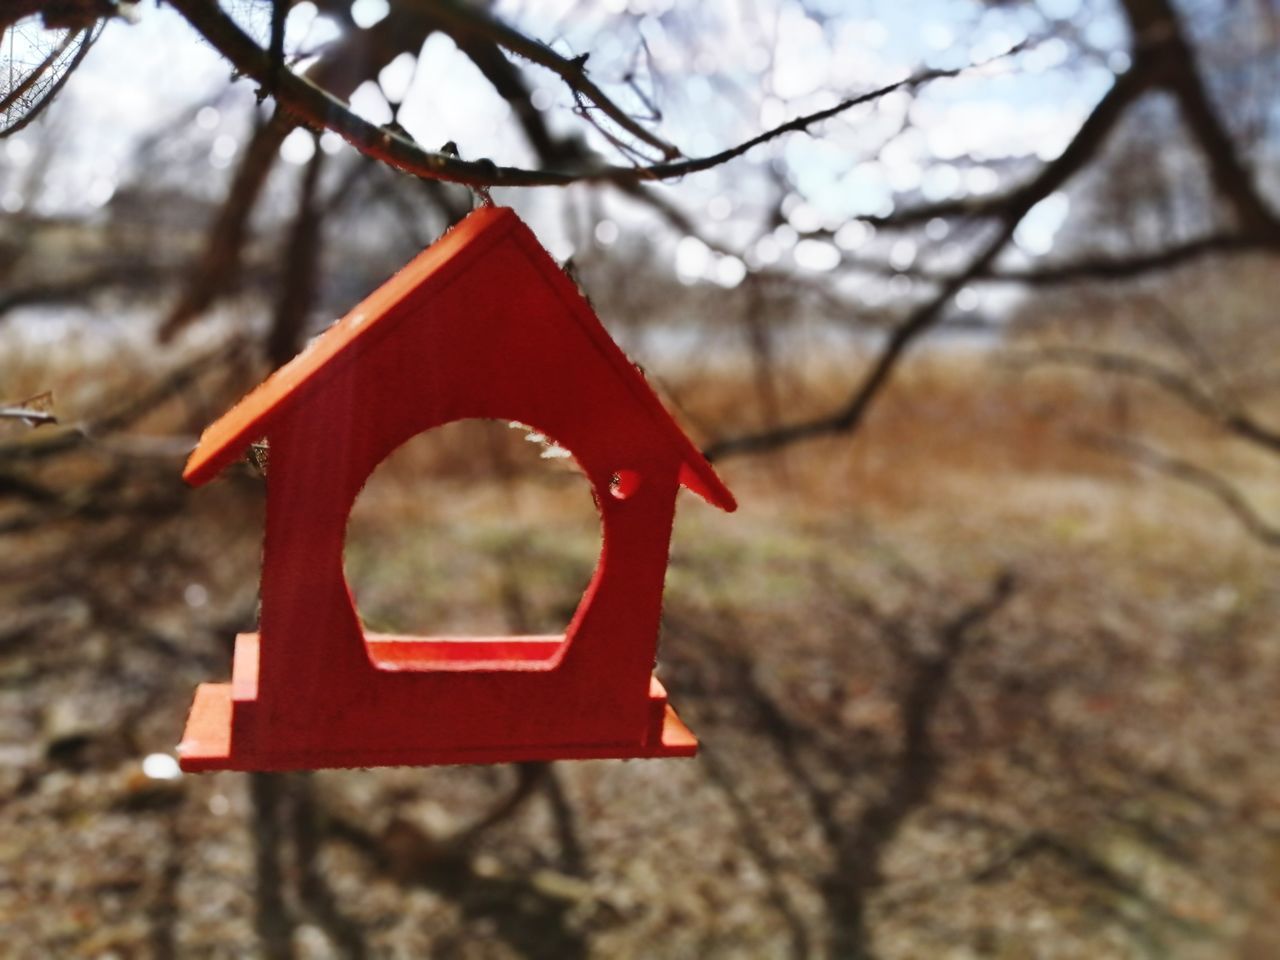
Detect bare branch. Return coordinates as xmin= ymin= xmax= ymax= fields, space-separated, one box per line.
xmin=1120 ymin=0 xmax=1280 ymax=239
xmin=158 ymin=110 xmax=292 ymax=340
xmin=266 ymin=142 xmax=325 ymax=368
xmin=705 ymin=60 xmax=1156 ymax=461
xmin=1080 ymin=432 xmax=1280 ymax=548
xmin=0 ymin=23 xmax=96 ymax=138
xmin=267 ymin=0 xmax=286 ymax=100
xmin=160 ymin=8 xmax=435 ymax=338
xmin=976 ymin=234 xmax=1274 ymax=285
xmin=1011 ymin=347 xmax=1280 ymax=455
xmin=248 ymin=773 xmax=297 ymax=959
xmin=417 ymin=0 xmax=678 ymax=158
xmin=860 ymin=188 xmax=1025 ymax=230
xmin=0 ymin=406 xmax=57 ymax=426
xmin=0 ymin=24 xmax=79 ymax=115
xmin=836 ymin=233 xmax=1274 ymax=289
xmin=165 ymin=0 xmax=1011 ymax=188
xmin=0 ymin=340 xmax=245 ymax=464
xmin=639 ymin=61 xmax=989 ymax=182
xmin=0 ymin=261 xmax=171 ymax=320
xmin=454 ymin=31 xmax=586 ymax=167
xmin=866 ymin=2 xmax=1280 ymax=241
xmin=1 ymin=0 xmax=113 ymax=32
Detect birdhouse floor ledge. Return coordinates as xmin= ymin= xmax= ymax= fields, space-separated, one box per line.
xmin=176 ymin=641 xmax=696 ymax=771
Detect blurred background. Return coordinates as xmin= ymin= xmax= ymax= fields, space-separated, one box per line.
xmin=2 ymin=0 xmax=1279 ymax=956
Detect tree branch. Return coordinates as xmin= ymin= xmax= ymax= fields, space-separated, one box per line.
xmin=834 ymin=232 xmax=1273 ymax=290
xmin=0 ymin=406 xmax=56 ymax=426
xmin=266 ymin=141 xmax=325 ymax=368
xmin=0 ymin=262 xmax=170 ymax=319
xmin=165 ymin=0 xmax=1011 ymax=188
xmin=705 ymin=59 xmax=1156 ymax=461
xmin=158 ymin=109 xmax=292 ymax=340
xmin=0 ymin=25 xmax=80 ymax=115
xmin=1012 ymin=347 xmax=1280 ymax=455
xmin=416 ymin=0 xmax=678 ymax=158
xmin=159 ymin=6 xmax=436 ymax=338
xmin=1080 ymin=431 xmax=1280 ymax=548
xmin=1121 ymin=0 xmax=1280 ymax=239
xmin=0 ymin=339 xmax=245 ymax=463
xmin=0 ymin=23 xmax=96 ymax=138
xmin=453 ymin=31 xmax=586 ymax=167
xmin=977 ymin=233 xmax=1272 ymax=284
xmin=859 ymin=187 xmax=1025 ymax=230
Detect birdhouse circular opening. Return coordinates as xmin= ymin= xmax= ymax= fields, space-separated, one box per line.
xmin=343 ymin=419 xmax=602 ymax=654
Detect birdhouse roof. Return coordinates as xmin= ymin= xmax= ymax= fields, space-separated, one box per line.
xmin=183 ymin=205 xmax=736 ymax=512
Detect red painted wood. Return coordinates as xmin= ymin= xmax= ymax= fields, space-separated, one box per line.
xmin=177 ymin=206 xmax=735 ymax=772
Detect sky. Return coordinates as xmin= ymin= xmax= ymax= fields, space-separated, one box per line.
xmin=2 ymin=0 xmax=1132 ymax=290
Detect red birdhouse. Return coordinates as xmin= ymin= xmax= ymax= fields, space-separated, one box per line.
xmin=177 ymin=205 xmax=736 ymax=772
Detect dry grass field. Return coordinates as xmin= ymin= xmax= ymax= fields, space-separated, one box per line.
xmin=1 ymin=336 xmax=1279 ymax=958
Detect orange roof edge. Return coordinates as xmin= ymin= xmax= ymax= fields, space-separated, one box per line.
xmin=499 ymin=217 xmax=737 ymax=513
xmin=183 ymin=206 xmax=737 ymax=513
xmin=182 ymin=205 xmax=517 ymax=488
xmin=679 ymin=463 xmax=737 ymax=513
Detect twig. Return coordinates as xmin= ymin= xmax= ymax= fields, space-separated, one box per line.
xmin=248 ymin=773 xmax=297 ymax=960
xmin=0 ymin=24 xmax=80 ymax=115
xmin=1124 ymin=0 xmax=1280 ymax=240
xmin=1011 ymin=347 xmax=1280 ymax=455
xmin=453 ymin=30 xmax=586 ymax=167
xmin=266 ymin=140 xmax=325 ymax=367
xmin=967 ymin=826 xmax=1218 ymax=940
xmin=418 ymin=0 xmax=679 ymax=158
xmin=0 ymin=339 xmax=245 ymax=463
xmin=859 ymin=187 xmax=1025 ymax=230
xmin=0 ymin=262 xmax=171 ymax=320
xmin=267 ymin=0 xmax=286 ymax=100
xmin=289 ymin=776 xmax=368 ymax=958
xmin=702 ymin=59 xmax=1155 ymax=461
xmin=0 ymin=406 xmax=57 ymax=425
xmin=160 ymin=9 xmax=435 ymax=339
xmin=158 ymin=110 xmax=293 ymax=340
xmin=861 ymin=0 xmax=1280 ymax=245
xmin=979 ymin=233 xmax=1273 ymax=284
xmin=0 ymin=23 xmax=97 ymax=138
xmin=164 ymin=0 xmax=1015 ymax=188
xmin=1080 ymin=431 xmax=1280 ymax=548
xmin=841 ymin=233 xmax=1271 ymax=286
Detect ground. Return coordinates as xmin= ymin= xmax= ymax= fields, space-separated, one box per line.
xmin=1 ymin=347 xmax=1278 ymax=958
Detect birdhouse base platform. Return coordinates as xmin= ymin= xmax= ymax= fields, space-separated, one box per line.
xmin=177 ymin=634 xmax=697 ymax=772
